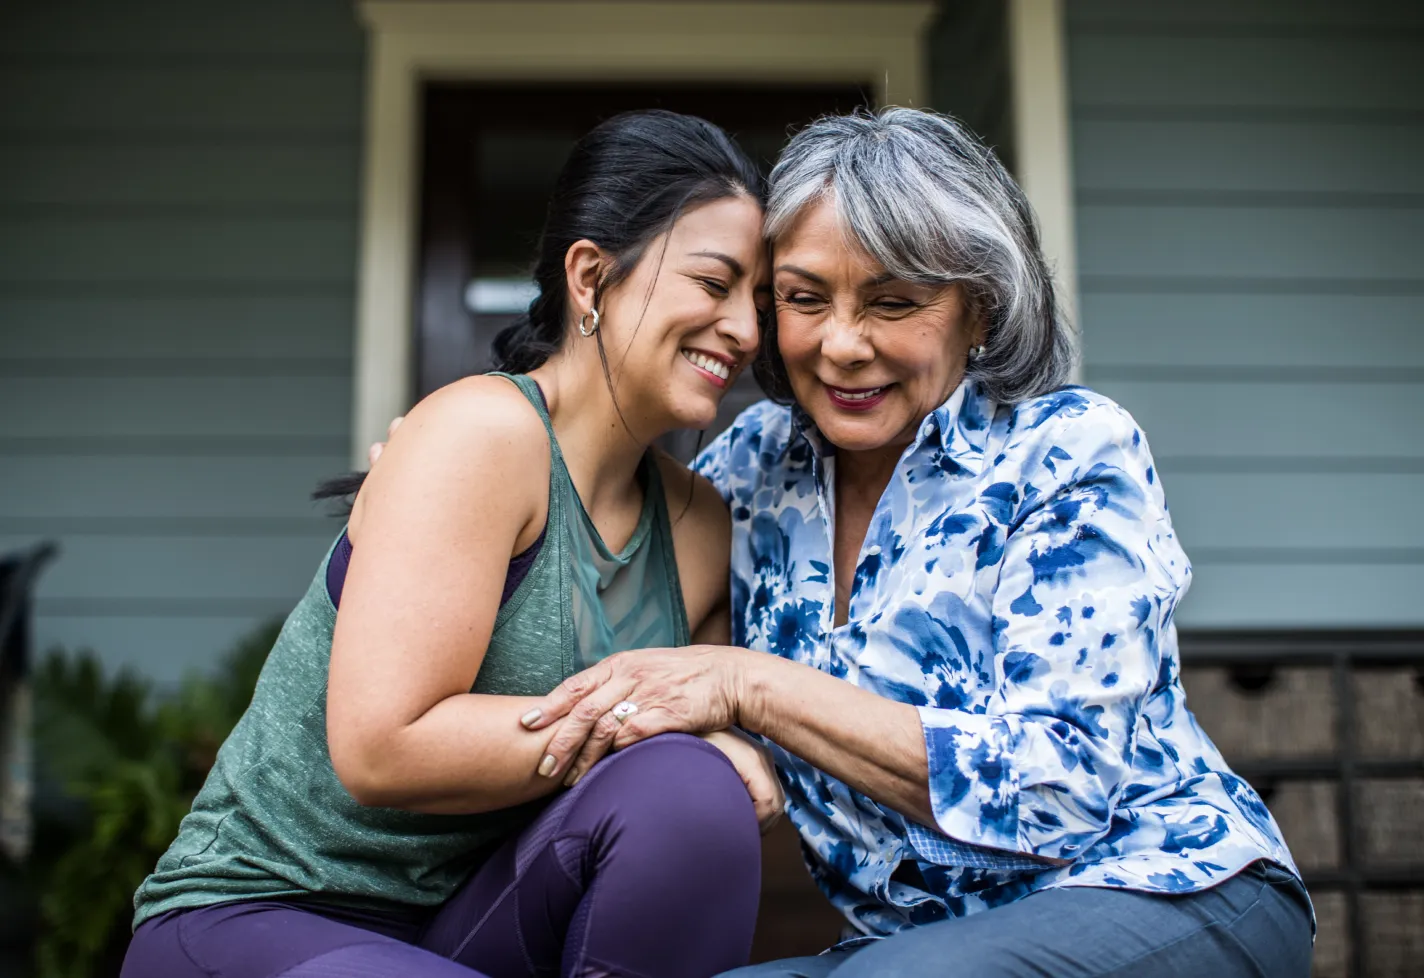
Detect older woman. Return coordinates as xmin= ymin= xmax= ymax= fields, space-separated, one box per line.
xmin=520 ymin=109 xmax=1314 ymax=976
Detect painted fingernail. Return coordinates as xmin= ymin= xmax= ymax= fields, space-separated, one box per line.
xmin=537 ymin=754 xmax=557 ymax=777
xmin=521 ymin=709 xmax=542 ymax=728
xmin=564 ymin=769 xmax=582 ymax=788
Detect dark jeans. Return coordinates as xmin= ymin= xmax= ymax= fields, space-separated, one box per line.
xmin=722 ymin=862 xmax=1314 ymax=978
xmin=121 ymin=733 xmax=761 ymax=978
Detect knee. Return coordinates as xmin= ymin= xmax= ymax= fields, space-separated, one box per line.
xmin=585 ymin=733 xmax=759 ymax=847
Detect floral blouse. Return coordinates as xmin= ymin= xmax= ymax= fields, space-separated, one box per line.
xmin=693 ymin=382 xmax=1303 ymax=938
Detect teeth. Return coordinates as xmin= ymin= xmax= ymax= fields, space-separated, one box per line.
xmin=682 ymin=350 xmax=730 ymax=381
xmin=835 ymin=387 xmax=884 ymax=401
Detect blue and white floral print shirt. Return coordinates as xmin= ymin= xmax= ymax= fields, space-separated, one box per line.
xmin=693 ymin=382 xmax=1303 ymax=938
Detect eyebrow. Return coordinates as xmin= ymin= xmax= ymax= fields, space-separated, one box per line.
xmin=774 ymin=263 xmax=826 ymax=285
xmin=692 ymin=251 xmax=745 ymax=278
xmin=775 ymin=264 xmax=897 ymax=290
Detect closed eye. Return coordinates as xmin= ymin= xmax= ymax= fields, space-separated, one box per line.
xmin=779 ymin=290 xmax=825 ymax=306
xmin=699 ymin=278 xmax=730 ymax=297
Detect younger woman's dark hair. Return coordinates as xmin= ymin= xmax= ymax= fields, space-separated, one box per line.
xmin=316 ymin=109 xmax=764 ymax=505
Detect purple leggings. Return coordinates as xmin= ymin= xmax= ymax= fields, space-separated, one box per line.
xmin=121 ymin=734 xmax=761 ymax=978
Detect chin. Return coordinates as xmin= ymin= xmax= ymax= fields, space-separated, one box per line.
xmin=810 ymin=414 xmax=901 ymax=454
xmin=666 ymin=392 xmax=721 ymax=432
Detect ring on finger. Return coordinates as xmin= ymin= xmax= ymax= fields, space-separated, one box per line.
xmin=611 ymin=700 xmax=639 ymax=724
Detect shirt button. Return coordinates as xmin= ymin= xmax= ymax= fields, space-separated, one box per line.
xmin=866 ymin=545 xmax=882 ymax=556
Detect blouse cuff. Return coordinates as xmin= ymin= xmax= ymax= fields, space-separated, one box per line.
xmin=917 ymin=706 xmax=1025 ymax=856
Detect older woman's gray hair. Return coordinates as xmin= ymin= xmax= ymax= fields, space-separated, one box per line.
xmin=758 ymin=107 xmax=1075 ymax=405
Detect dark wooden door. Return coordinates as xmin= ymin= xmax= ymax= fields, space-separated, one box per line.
xmin=414 ymin=81 xmax=870 ymax=460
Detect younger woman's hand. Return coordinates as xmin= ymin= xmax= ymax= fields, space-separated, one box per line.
xmin=700 ymin=729 xmax=784 ymax=834
xmin=368 ymin=416 xmax=405 ymax=466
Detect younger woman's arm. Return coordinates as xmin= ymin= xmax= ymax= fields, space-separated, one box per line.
xmin=326 ymin=377 xmax=565 ymax=815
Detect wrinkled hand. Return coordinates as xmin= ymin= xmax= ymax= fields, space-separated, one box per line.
xmin=521 ymin=645 xmax=745 ymax=786
xmin=701 ymin=729 xmax=784 ymax=834
xmin=368 ymin=416 xmax=405 ymax=467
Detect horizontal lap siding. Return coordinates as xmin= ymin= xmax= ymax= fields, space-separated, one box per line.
xmin=1067 ymin=0 xmax=1424 ymax=627
xmin=0 ymin=0 xmax=363 ymax=684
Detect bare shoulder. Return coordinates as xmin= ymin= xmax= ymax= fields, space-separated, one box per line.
xmin=386 ymin=375 xmax=550 ymax=478
xmin=416 ymin=374 xmax=549 ymax=445
xmin=352 ymin=375 xmax=550 ymax=534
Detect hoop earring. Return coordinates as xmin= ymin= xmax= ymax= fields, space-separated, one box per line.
xmin=578 ymin=308 xmax=600 ymax=338
xmin=969 ymin=343 xmax=986 ymax=361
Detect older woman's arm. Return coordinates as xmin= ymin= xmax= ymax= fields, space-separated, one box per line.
xmin=527 ymin=403 xmax=1182 ymax=866
xmin=898 ymin=409 xmax=1184 ymax=864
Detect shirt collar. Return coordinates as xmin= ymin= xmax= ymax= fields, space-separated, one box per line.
xmin=784 ymin=380 xmax=993 ymax=471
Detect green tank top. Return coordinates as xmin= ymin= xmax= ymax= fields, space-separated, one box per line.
xmin=133 ymin=373 xmax=690 ymax=927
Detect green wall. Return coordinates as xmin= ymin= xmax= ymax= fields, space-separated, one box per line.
xmin=4 ymin=0 xmax=1423 ymax=690
xmin=1067 ymin=0 xmax=1424 ymax=626
xmin=0 ymin=0 xmax=364 ymax=682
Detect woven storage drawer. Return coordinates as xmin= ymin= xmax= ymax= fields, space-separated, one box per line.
xmin=1311 ymin=890 xmax=1349 ymax=978
xmin=1355 ymin=779 xmax=1424 ymax=867
xmin=1360 ymin=891 xmax=1424 ymax=978
xmin=1181 ymin=666 xmax=1337 ymax=760
xmin=1267 ymin=781 xmax=1340 ymax=872
xmin=1353 ymin=668 xmax=1424 ymax=758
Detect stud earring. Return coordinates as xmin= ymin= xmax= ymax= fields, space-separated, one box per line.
xmin=968 ymin=343 xmax=986 ymax=361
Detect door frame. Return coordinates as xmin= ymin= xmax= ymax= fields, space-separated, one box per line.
xmin=350 ymin=0 xmax=1075 ymax=462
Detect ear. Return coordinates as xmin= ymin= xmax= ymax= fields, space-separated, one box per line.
xmin=564 ymin=240 xmax=606 ymax=320
xmin=960 ymin=285 xmax=988 ymax=348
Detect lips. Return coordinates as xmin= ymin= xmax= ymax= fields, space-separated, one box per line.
xmin=825 ymin=383 xmax=891 ymax=411
xmin=681 ymin=348 xmax=734 ymax=388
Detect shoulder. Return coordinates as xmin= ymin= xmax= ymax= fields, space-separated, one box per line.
xmin=412 ymin=374 xmax=551 ymax=447
xmin=994 ymin=386 xmax=1168 ymax=529
xmin=1001 ymin=386 xmax=1152 ymax=477
xmin=1007 ymin=386 xmax=1139 ymax=440
xmin=353 ymin=375 xmax=550 ymax=526
xmin=723 ymin=398 xmax=796 ymax=453
xmin=386 ymin=375 xmax=553 ymax=479
xmin=692 ymin=399 xmax=795 ymax=496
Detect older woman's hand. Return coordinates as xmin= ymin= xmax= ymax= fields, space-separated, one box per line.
xmin=520 ymin=645 xmax=748 ymax=785
xmin=701 ymin=728 xmax=784 ymax=834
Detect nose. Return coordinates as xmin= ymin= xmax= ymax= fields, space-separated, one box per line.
xmin=820 ymin=311 xmax=873 ymax=369
xmin=716 ymin=291 xmax=761 ymax=359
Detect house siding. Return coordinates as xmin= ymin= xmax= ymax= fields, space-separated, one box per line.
xmin=0 ymin=0 xmax=364 ymax=683
xmin=8 ymin=0 xmax=1422 ymax=688
xmin=1067 ymin=0 xmax=1424 ymax=627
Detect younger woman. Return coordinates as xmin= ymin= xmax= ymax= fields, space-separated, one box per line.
xmin=121 ymin=110 xmax=780 ymax=978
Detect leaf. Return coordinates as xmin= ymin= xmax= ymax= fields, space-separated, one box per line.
xmin=30 ymin=619 xmax=281 ymax=978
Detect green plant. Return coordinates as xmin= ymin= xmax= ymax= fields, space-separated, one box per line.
xmin=29 ymin=620 xmax=281 ymax=978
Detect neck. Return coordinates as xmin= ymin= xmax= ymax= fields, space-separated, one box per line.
xmin=527 ymin=346 xmax=662 ymax=509
xmin=835 ymin=439 xmax=907 ymax=506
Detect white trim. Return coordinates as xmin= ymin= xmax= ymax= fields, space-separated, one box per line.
xmin=351 ymin=1 xmax=935 ymax=464
xmin=1008 ymin=0 xmax=1080 ymax=380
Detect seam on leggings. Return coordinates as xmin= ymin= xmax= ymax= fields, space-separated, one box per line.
xmin=175 ymin=908 xmax=395 ymax=978
xmin=271 ymin=940 xmax=401 ymax=978
xmin=446 ymin=844 xmax=565 ymax=972
xmin=176 ymin=911 xmax=223 ymax=978
xmin=449 ymin=744 xmax=664 ymax=961
xmin=449 ymin=873 xmax=524 ymax=961
xmin=1090 ymin=878 xmax=1273 ymax=978
xmin=576 ymin=950 xmax=664 ymax=978
xmin=451 ymin=738 xmax=721 ymax=969
xmin=566 ymin=871 xmax=605 ymax=978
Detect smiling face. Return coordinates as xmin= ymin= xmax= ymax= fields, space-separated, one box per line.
xmin=772 ymin=196 xmax=983 ymax=454
xmin=592 ymin=194 xmax=770 ymax=431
